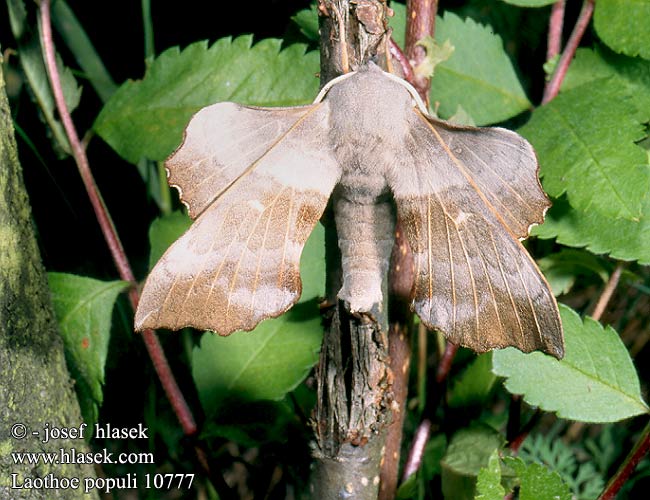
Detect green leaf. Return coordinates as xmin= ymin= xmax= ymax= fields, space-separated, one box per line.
xmin=388 ymin=1 xmax=407 ymax=48
xmin=51 ymin=0 xmax=117 ymax=102
xmin=532 ymin=196 xmax=650 ymax=265
xmin=201 ymin=400 xmax=296 ymax=447
xmin=147 ymin=210 xmax=192 ymax=270
xmin=537 ymin=249 xmax=610 ymax=296
xmin=8 ymin=0 xmax=82 ymax=156
xmin=447 ymin=104 xmax=476 ymax=126
xmin=499 ymin=0 xmax=556 ymax=5
xmin=396 ymin=473 xmax=418 ymax=500
xmin=594 ymin=0 xmax=650 ymax=60
xmin=492 ymin=304 xmax=649 ymax=423
xmin=396 ymin=433 xmax=447 ymax=499
xmin=520 ymin=78 xmax=650 ymax=220
xmin=429 ymin=12 xmax=531 ymax=125
xmin=192 ymin=224 xmax=325 ymax=417
xmin=448 ymin=352 xmax=497 ymax=408
xmin=504 ymin=457 xmax=572 ymax=500
xmin=291 ymin=4 xmax=320 ymax=41
xmin=48 ymin=273 xmax=129 ymax=427
xmin=519 ymin=433 xmax=607 ymax=500
xmin=94 ymin=36 xmax=319 ymax=164
xmin=475 ymin=450 xmax=506 ymax=500
xmin=389 ymin=6 xmax=531 ymax=124
xmin=562 ymin=47 xmax=650 ymax=123
xmin=414 ymin=37 xmax=454 ymax=78
xmin=442 ymin=425 xmax=505 ymax=500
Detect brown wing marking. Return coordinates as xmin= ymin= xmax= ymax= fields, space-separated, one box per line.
xmin=421 ymin=113 xmax=550 ymax=239
xmin=166 ymin=103 xmax=320 ymax=219
xmin=389 ymin=110 xmax=563 ymax=357
xmin=135 ymin=104 xmax=339 ymax=334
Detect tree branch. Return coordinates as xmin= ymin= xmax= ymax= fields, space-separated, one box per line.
xmin=311 ymin=2 xmax=393 ymax=499
xmin=598 ymin=421 xmax=650 ymax=500
xmin=379 ymin=1 xmax=438 ymax=496
xmin=404 ymin=0 xmax=437 ymax=103
xmin=542 ymin=0 xmax=594 ymax=104
xmin=547 ymin=0 xmax=566 ymax=61
xmin=40 ymin=0 xmax=196 ymax=437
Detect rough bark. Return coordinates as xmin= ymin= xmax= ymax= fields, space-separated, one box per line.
xmin=310 ymin=2 xmax=393 ymax=499
xmin=0 ymin=59 xmax=98 ymax=499
xmin=380 ymin=2 xmax=437 ymax=497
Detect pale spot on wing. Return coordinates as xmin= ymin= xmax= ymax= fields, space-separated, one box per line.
xmin=452 ymin=211 xmax=472 ymax=226
xmin=248 ymin=199 xmax=265 ymax=213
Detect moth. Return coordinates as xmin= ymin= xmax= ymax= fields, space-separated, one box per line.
xmin=134 ymin=63 xmax=564 ymax=358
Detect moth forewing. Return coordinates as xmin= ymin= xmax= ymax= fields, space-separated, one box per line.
xmin=134 ymin=103 xmax=341 ymax=334
xmin=134 ymin=63 xmax=564 ymax=358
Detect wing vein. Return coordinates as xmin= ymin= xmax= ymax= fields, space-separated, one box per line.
xmin=277 ymin=187 xmax=295 ymax=292
xmin=249 ymin=188 xmax=285 ymax=314
xmin=190 ymin=104 xmax=323 ymax=219
xmin=488 ymin=231 xmax=525 ymax=345
xmin=224 ymin=187 xmax=287 ymax=321
xmin=417 ymin=111 xmax=525 ymax=241
xmin=455 ymin=223 xmax=480 ymax=337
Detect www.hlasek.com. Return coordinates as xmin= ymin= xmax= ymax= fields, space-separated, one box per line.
xmin=8 ymin=422 xmax=194 ymax=494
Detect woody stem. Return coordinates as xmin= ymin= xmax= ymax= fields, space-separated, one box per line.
xmin=40 ymin=0 xmax=196 ymax=437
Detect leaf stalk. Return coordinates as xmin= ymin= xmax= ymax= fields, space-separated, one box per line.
xmin=40 ymin=0 xmax=196 ymax=437
xmin=542 ymin=0 xmax=595 ymax=104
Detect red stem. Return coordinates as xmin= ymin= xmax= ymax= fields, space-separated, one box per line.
xmin=542 ymin=0 xmax=594 ymax=104
xmin=388 ymin=38 xmax=415 ymax=84
xmin=591 ymin=263 xmax=625 ymax=322
xmin=599 ymin=421 xmax=650 ymax=500
xmin=402 ymin=418 xmax=432 ymax=482
xmin=40 ymin=0 xmax=196 ymax=436
xmin=404 ymin=0 xmax=437 ymax=103
xmin=435 ymin=342 xmax=458 ymax=383
xmin=547 ymin=0 xmax=566 ymax=61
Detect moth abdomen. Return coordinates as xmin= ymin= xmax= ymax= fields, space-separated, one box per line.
xmin=333 ymin=194 xmax=395 ymax=313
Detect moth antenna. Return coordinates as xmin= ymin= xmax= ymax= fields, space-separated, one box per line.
xmin=313 ymin=71 xmax=356 ymax=103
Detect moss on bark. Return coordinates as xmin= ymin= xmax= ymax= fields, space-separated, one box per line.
xmin=0 ymin=58 xmax=99 ymax=499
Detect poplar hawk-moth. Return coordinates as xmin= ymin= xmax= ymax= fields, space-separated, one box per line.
xmin=134 ymin=63 xmax=564 ymax=358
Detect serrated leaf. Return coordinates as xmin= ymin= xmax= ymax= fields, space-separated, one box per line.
xmin=442 ymin=425 xmax=505 ymax=500
xmin=147 ymin=211 xmax=192 ymax=270
xmin=594 ymin=0 xmax=650 ymax=60
xmin=504 ymin=457 xmax=572 ymax=500
xmin=430 ymin=13 xmax=531 ymax=125
xmin=532 ymin=196 xmax=650 ymax=265
xmin=449 ymin=352 xmax=497 ymax=408
xmin=493 ymin=304 xmax=649 ymax=423
xmin=48 ymin=273 xmax=129 ymax=427
xmin=94 ymin=36 xmax=319 ymax=164
xmin=291 ymin=4 xmax=320 ymax=41
xmin=389 ymin=6 xmax=531 ymax=124
xmin=562 ymin=46 xmax=650 ymax=123
xmin=8 ymin=0 xmax=82 ymax=156
xmin=520 ymin=78 xmax=649 ymax=220
xmin=191 ymin=224 xmax=325 ymax=417
xmin=520 ymin=433 xmax=606 ymax=500
xmin=475 ymin=450 xmax=506 ymax=500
